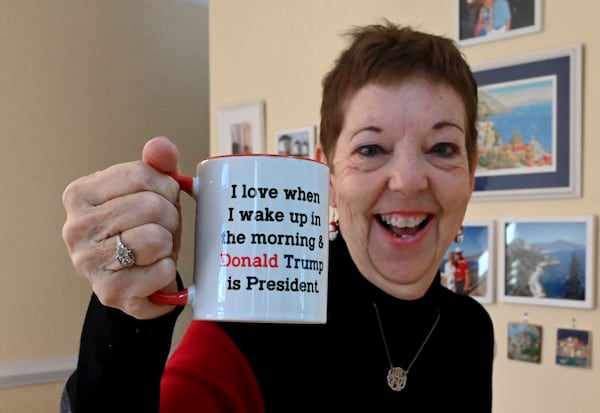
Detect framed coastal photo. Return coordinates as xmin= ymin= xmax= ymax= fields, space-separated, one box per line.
xmin=275 ymin=125 xmax=316 ymax=158
xmin=217 ymin=100 xmax=265 ymax=155
xmin=508 ymin=321 xmax=543 ymax=363
xmin=471 ymin=44 xmax=582 ymax=201
xmin=439 ymin=220 xmax=495 ymax=304
xmin=498 ymin=215 xmax=595 ymax=309
xmin=455 ymin=0 xmax=542 ymax=47
xmin=556 ymin=327 xmax=591 ymax=368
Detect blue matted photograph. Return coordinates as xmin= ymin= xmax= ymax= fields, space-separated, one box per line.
xmin=471 ymin=44 xmax=582 ymax=201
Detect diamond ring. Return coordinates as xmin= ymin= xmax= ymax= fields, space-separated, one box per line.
xmin=116 ymin=233 xmax=136 ymax=267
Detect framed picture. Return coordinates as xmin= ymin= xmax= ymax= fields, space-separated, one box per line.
xmin=498 ymin=215 xmax=595 ymax=309
xmin=556 ymin=327 xmax=591 ymax=368
xmin=455 ymin=0 xmax=542 ymax=47
xmin=275 ymin=126 xmax=316 ymax=158
xmin=471 ymin=44 xmax=582 ymax=201
xmin=439 ymin=220 xmax=495 ymax=304
xmin=217 ymin=100 xmax=265 ymax=155
xmin=508 ymin=321 xmax=543 ymax=363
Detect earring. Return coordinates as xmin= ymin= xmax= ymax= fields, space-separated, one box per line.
xmin=329 ymin=208 xmax=339 ymax=241
xmin=454 ymin=225 xmax=464 ymax=243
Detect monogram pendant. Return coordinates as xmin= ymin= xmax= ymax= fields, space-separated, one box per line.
xmin=387 ymin=366 xmax=407 ymax=391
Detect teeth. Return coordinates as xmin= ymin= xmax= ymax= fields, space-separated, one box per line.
xmin=380 ymin=214 xmax=427 ymax=228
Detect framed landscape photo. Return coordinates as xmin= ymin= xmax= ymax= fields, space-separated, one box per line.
xmin=456 ymin=0 xmax=542 ymax=47
xmin=498 ymin=215 xmax=595 ymax=309
xmin=217 ymin=100 xmax=265 ymax=155
xmin=275 ymin=125 xmax=316 ymax=158
xmin=508 ymin=321 xmax=543 ymax=363
xmin=556 ymin=327 xmax=591 ymax=368
xmin=439 ymin=220 xmax=495 ymax=304
xmin=471 ymin=44 xmax=583 ymax=201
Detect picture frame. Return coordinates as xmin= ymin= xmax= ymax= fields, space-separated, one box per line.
xmin=455 ymin=0 xmax=542 ymax=47
xmin=508 ymin=321 xmax=543 ymax=363
xmin=498 ymin=215 xmax=595 ymax=309
xmin=556 ymin=327 xmax=591 ymax=368
xmin=275 ymin=125 xmax=316 ymax=158
xmin=471 ymin=44 xmax=582 ymax=202
xmin=439 ymin=220 xmax=495 ymax=304
xmin=217 ymin=100 xmax=265 ymax=155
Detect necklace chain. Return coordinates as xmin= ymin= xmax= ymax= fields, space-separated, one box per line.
xmin=372 ymin=301 xmax=441 ymax=392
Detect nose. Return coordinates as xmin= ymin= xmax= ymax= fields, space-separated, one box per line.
xmin=386 ymin=151 xmax=428 ymax=195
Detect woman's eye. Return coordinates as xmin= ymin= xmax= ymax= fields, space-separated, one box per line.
xmin=357 ymin=144 xmax=386 ymax=157
xmin=431 ymin=142 xmax=459 ymax=157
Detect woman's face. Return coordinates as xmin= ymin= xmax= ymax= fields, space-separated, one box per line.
xmin=328 ymin=76 xmax=474 ymax=299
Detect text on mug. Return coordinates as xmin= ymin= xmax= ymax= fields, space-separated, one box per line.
xmin=230 ymin=184 xmax=320 ymax=204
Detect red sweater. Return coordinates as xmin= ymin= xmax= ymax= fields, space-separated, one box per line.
xmin=160 ymin=321 xmax=265 ymax=413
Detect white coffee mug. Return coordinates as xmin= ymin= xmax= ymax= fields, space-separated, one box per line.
xmin=150 ymin=154 xmax=330 ymax=324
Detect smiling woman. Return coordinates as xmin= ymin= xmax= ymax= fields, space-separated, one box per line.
xmin=60 ymin=20 xmax=494 ymax=412
xmin=330 ymin=79 xmax=473 ymax=300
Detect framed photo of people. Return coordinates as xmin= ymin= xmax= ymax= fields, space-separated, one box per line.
xmin=217 ymin=100 xmax=265 ymax=155
xmin=439 ymin=220 xmax=495 ymax=304
xmin=498 ymin=215 xmax=595 ymax=309
xmin=455 ymin=0 xmax=542 ymax=47
xmin=471 ymin=44 xmax=583 ymax=201
xmin=275 ymin=125 xmax=316 ymax=158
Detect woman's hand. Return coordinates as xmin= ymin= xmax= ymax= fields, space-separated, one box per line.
xmin=62 ymin=137 xmax=183 ymax=319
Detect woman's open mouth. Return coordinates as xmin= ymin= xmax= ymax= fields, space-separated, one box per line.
xmin=377 ymin=214 xmax=430 ymax=239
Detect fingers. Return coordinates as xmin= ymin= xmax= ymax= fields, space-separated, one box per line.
xmin=142 ymin=136 xmax=180 ymax=175
xmin=67 ymin=189 xmax=180 ymax=243
xmin=63 ymin=161 xmax=181 ymax=213
xmin=95 ymin=257 xmax=179 ymax=320
xmin=103 ymin=225 xmax=174 ymax=271
xmin=62 ymin=136 xmax=185 ymax=319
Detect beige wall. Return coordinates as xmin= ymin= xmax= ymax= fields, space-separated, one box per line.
xmin=209 ymin=1 xmax=599 ymax=412
xmin=0 ymin=0 xmax=205 ymax=411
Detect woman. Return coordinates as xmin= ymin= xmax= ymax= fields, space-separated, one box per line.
xmin=454 ymin=247 xmax=472 ymax=294
xmin=475 ymin=0 xmax=494 ymax=37
xmin=442 ymin=251 xmax=456 ymax=292
xmin=61 ymin=20 xmax=494 ymax=412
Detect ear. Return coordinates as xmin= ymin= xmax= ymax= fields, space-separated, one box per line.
xmin=315 ymin=143 xmax=336 ymax=207
xmin=469 ymin=173 xmax=475 ymax=192
xmin=469 ymin=154 xmax=477 ymax=191
xmin=315 ymin=143 xmax=328 ymax=165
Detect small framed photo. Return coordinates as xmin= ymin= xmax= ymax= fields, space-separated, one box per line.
xmin=439 ymin=220 xmax=495 ymax=304
xmin=275 ymin=126 xmax=316 ymax=158
xmin=217 ymin=100 xmax=265 ymax=155
xmin=471 ymin=44 xmax=583 ymax=201
xmin=498 ymin=215 xmax=595 ymax=309
xmin=455 ymin=0 xmax=542 ymax=47
xmin=508 ymin=321 xmax=543 ymax=363
xmin=556 ymin=327 xmax=591 ymax=368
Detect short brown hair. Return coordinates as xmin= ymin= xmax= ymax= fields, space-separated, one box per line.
xmin=320 ymin=20 xmax=478 ymax=172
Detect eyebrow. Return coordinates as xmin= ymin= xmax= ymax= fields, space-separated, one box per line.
xmin=434 ymin=120 xmax=464 ymax=133
xmin=350 ymin=125 xmax=381 ymax=139
xmin=350 ymin=121 xmax=464 ymax=139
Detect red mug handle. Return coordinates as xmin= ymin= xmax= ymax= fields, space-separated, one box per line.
xmin=148 ymin=173 xmax=195 ymax=306
xmin=172 ymin=173 xmax=194 ymax=196
xmin=149 ymin=285 xmax=196 ymax=306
